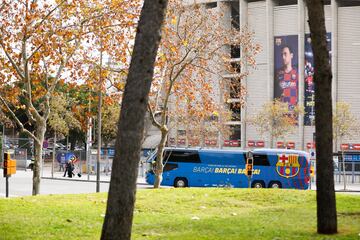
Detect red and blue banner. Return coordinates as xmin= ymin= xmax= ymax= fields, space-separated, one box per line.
xmin=274 ymin=35 xmax=299 ymax=112
xmin=304 ymin=33 xmax=332 ymax=126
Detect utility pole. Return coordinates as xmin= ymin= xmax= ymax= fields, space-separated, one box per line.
xmin=96 ymin=42 xmax=103 ymax=193
xmin=86 ymin=116 xmax=92 ymax=181
xmin=1 ymin=124 xmax=4 ymax=165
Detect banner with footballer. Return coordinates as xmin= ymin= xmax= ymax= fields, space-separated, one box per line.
xmin=304 ymin=33 xmax=332 ymax=126
xmin=274 ymin=35 xmax=299 ymax=114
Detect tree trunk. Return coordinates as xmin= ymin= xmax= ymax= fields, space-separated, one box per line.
xmin=154 ymin=127 xmax=168 ymax=188
xmin=306 ymin=0 xmax=337 ymax=234
xmin=32 ymin=124 xmax=46 ymax=195
xmin=101 ymin=1 xmax=168 ymax=239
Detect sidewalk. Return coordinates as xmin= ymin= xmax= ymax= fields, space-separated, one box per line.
xmin=0 ymin=169 xmax=150 ymax=198
xmin=309 ymin=181 xmax=360 ymax=193
xmin=1 ymin=169 xmax=359 ymax=198
xmin=41 ymin=171 xmax=148 ymax=185
xmin=40 ymin=164 xmax=148 ymax=184
xmin=41 ymin=168 xmax=147 ymax=184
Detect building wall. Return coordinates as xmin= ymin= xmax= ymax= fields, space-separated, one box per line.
xmin=240 ymin=0 xmax=360 ymax=150
xmin=246 ymin=1 xmax=269 ymax=143
xmin=337 ymin=6 xmax=360 ymax=144
xmin=164 ymin=0 xmax=360 ymax=151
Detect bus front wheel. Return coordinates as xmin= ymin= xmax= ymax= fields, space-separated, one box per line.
xmin=268 ymin=181 xmax=282 ymax=188
xmin=174 ymin=178 xmax=188 ymax=188
xmin=251 ymin=181 xmax=265 ymax=188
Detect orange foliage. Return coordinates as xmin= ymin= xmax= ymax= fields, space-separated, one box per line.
xmin=0 ymin=0 xmax=140 ymax=133
xmin=148 ymin=0 xmax=260 ymax=142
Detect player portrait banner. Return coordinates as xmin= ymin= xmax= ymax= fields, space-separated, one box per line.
xmin=304 ymin=33 xmax=331 ymax=126
xmin=274 ymin=35 xmax=299 ymax=113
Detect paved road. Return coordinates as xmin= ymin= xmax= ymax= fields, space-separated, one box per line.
xmin=0 ymin=170 xmax=152 ymax=198
xmin=1 ymin=170 xmax=359 ymax=198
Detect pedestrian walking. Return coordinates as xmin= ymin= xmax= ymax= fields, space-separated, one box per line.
xmin=63 ymin=160 xmax=75 ymax=178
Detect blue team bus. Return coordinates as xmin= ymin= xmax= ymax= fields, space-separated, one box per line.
xmin=145 ymin=148 xmax=311 ymax=189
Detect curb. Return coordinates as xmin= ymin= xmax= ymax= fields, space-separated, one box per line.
xmin=41 ymin=177 xmax=149 ymax=186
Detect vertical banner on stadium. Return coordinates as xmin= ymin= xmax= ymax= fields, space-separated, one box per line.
xmin=304 ymin=33 xmax=332 ymax=126
xmin=274 ymin=35 xmax=299 ymax=113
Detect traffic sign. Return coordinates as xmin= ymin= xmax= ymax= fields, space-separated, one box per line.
xmin=309 ymin=149 xmax=316 ymax=160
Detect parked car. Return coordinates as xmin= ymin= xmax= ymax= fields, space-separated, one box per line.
xmin=46 ymin=143 xmax=67 ymax=150
xmin=15 ymin=158 xmax=34 ymax=170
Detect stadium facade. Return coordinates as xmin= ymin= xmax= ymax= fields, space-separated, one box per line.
xmin=151 ymin=0 xmax=360 ymax=152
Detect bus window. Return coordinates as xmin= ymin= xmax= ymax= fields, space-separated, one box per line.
xmin=165 ymin=150 xmax=201 ymax=163
xmin=253 ymin=154 xmax=270 ymax=166
xmin=163 ymin=163 xmax=178 ymax=172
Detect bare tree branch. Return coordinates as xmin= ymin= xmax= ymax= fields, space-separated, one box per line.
xmin=0 ymin=94 xmax=40 ymax=145
xmin=0 ymin=40 xmax=25 ymax=80
xmin=30 ymin=0 xmax=68 ymax=36
xmin=27 ymin=43 xmax=44 ymax=62
xmin=147 ymin=103 xmax=162 ymax=130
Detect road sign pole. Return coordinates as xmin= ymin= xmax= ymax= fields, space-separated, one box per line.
xmin=5 ymin=176 xmax=9 ymax=198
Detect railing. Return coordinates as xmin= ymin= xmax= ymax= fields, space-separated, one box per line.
xmin=310 ymin=160 xmax=360 ymax=185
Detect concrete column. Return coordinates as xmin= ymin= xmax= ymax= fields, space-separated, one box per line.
xmin=331 ymin=0 xmax=338 ymax=104
xmin=266 ymin=0 xmax=275 ymax=148
xmin=239 ymin=0 xmax=248 ymax=149
xmin=331 ymin=0 xmax=338 ymax=151
xmin=218 ymin=1 xmax=232 ymax=148
xmin=298 ymin=0 xmax=305 ymax=150
xmin=239 ymin=0 xmax=248 ymax=25
xmin=218 ymin=1 xmax=232 ymax=29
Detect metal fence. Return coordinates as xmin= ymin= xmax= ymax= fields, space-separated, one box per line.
xmin=1 ymin=148 xmax=31 ymax=171
xmin=1 ymin=137 xmax=33 ymax=168
xmin=310 ymin=160 xmax=360 ymax=185
xmin=5 ymin=142 xmax=358 ymax=187
xmin=13 ymin=148 xmax=30 ymax=170
xmin=334 ymin=161 xmax=360 ymax=184
xmin=43 ymin=149 xmax=113 ymax=178
xmin=42 ymin=148 xmax=149 ymax=180
xmin=45 ymin=150 xmax=87 ymax=176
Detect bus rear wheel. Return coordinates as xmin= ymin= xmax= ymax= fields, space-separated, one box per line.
xmin=251 ymin=181 xmax=265 ymax=188
xmin=268 ymin=181 xmax=282 ymax=188
xmin=174 ymin=178 xmax=188 ymax=188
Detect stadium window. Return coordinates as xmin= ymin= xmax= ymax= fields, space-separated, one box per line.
xmin=178 ymin=129 xmax=186 ymax=136
xmin=229 ymin=102 xmax=241 ymax=121
xmin=276 ymin=0 xmax=297 ymax=6
xmin=229 ymin=125 xmax=241 ymax=141
xmin=231 ymin=62 xmax=241 ymax=73
xmin=205 ymin=2 xmax=217 ymax=9
xmin=231 ymin=45 xmax=240 ymax=59
xmin=231 ymin=2 xmax=240 ymax=30
xmin=229 ymin=78 xmax=241 ymax=99
xmin=338 ymin=0 xmax=360 ymax=7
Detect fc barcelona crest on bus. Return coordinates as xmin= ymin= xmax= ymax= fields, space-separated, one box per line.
xmin=276 ymin=154 xmax=300 ymax=178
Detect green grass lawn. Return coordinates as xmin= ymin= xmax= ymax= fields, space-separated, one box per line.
xmin=0 ymin=189 xmax=359 ymax=240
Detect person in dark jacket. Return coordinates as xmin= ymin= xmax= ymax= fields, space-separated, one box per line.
xmin=63 ymin=160 xmax=74 ymax=178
